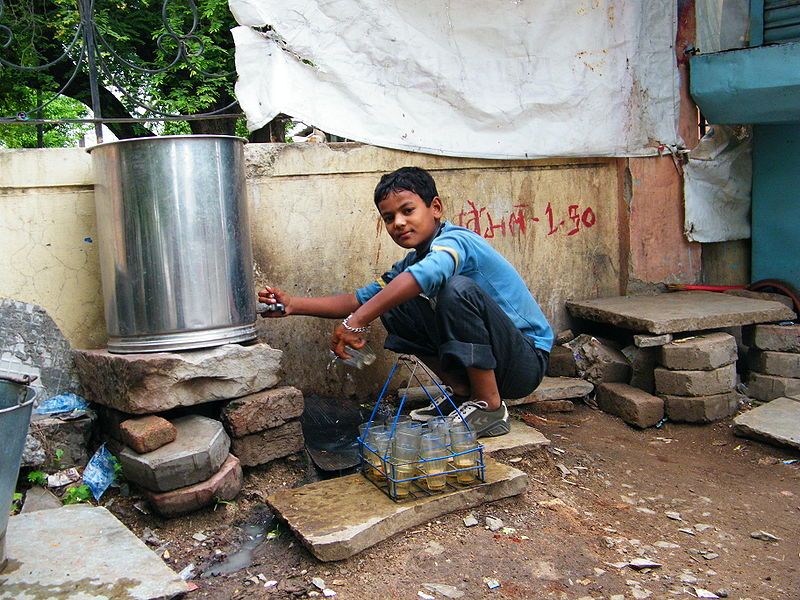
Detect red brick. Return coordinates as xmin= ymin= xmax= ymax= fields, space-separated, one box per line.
xmin=221 ymin=386 xmax=304 ymax=437
xmin=119 ymin=416 xmax=177 ymax=454
xmin=143 ymin=454 xmax=243 ymax=517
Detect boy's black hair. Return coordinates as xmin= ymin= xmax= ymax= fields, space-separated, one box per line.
xmin=373 ymin=166 xmax=439 ymax=207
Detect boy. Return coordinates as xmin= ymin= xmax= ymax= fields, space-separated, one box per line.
xmin=259 ymin=167 xmax=553 ymax=437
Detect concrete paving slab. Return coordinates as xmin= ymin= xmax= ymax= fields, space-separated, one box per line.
xmin=20 ymin=487 xmax=62 ymax=514
xmin=267 ymin=458 xmax=527 ymax=561
xmin=566 ymin=291 xmax=795 ymax=334
xmin=0 ymin=505 xmax=190 ymax=599
xmin=481 ymin=420 xmax=549 ymax=455
xmin=506 ymin=376 xmax=594 ymax=406
xmin=733 ymin=397 xmax=800 ymax=451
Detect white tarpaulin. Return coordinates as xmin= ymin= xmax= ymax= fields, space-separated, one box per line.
xmin=230 ymin=0 xmax=680 ymax=159
xmin=684 ymin=125 xmax=752 ymax=242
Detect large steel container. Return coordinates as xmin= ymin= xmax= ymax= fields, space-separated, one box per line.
xmin=90 ymin=135 xmax=257 ymax=353
xmin=0 ymin=375 xmax=37 ymax=570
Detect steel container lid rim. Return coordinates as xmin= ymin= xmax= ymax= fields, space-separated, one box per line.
xmin=86 ymin=134 xmax=248 ymax=154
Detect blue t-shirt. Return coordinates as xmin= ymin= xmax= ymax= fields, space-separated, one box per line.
xmin=355 ymin=221 xmax=554 ymax=352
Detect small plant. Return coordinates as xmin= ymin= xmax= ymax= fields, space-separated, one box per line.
xmin=213 ymin=497 xmax=234 ymax=511
xmin=53 ymin=449 xmax=65 ymax=465
xmin=9 ymin=492 xmax=23 ymax=515
xmin=27 ymin=470 xmax=47 ymax=486
xmin=62 ymin=484 xmax=92 ymax=505
xmin=110 ymin=455 xmax=124 ymax=484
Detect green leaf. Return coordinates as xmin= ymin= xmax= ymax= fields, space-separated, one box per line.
xmin=27 ymin=471 xmax=47 ymax=486
xmin=62 ymin=484 xmax=92 ymax=505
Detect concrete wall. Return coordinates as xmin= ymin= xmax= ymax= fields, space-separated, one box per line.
xmin=0 ymin=143 xmax=624 ymax=397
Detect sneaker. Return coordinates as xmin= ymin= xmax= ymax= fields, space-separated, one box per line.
xmin=410 ymin=393 xmax=460 ymax=422
xmin=449 ymin=400 xmax=510 ymax=438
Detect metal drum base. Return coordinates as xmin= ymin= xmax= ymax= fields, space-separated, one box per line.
xmin=108 ymin=323 xmax=257 ymax=354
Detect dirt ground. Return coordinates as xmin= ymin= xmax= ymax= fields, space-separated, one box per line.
xmin=107 ymin=404 xmax=800 ymax=600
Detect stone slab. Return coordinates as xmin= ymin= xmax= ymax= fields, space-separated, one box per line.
xmin=566 ymin=291 xmax=795 ymax=334
xmin=230 ymin=420 xmax=305 ymax=467
xmin=748 ymin=350 xmax=800 ymax=378
xmin=221 ymin=386 xmax=305 ymax=437
xmin=662 ymin=392 xmax=740 ymax=423
xmin=267 ymin=458 xmax=527 ymax=561
xmin=118 ymin=415 xmax=230 ymax=492
xmin=743 ymin=323 xmax=800 ymax=353
xmin=506 ymin=376 xmax=594 ymax=407
xmin=733 ymin=397 xmax=800 ymax=450
xmin=143 ymin=454 xmax=243 ymax=517
xmin=1 ymin=505 xmax=190 ymax=599
xmin=72 ymin=342 xmax=282 ymax=414
xmin=654 ymin=363 xmax=736 ymax=397
xmin=597 ymin=383 xmax=664 ymax=428
xmin=20 ymin=486 xmax=62 ymax=514
xmin=746 ymin=372 xmax=800 ymax=402
xmin=481 ymin=420 xmax=550 ymax=455
xmin=120 ymin=416 xmax=177 ymax=454
xmin=660 ymin=332 xmax=738 ymax=371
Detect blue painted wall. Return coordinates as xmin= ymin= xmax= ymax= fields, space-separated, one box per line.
xmin=752 ymin=124 xmax=800 ymax=289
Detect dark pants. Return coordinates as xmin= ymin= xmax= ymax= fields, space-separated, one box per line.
xmin=380 ymin=276 xmax=548 ymax=399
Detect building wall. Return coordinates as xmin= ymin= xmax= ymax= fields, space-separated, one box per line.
xmin=0 ymin=143 xmax=624 ymax=397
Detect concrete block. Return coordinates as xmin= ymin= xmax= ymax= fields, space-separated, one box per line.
xmin=230 ymin=420 xmax=305 ymax=467
xmin=267 ymin=458 xmax=527 ymax=561
xmin=748 ymin=350 xmax=800 ymax=378
xmin=28 ymin=412 xmax=96 ymax=470
xmin=566 ymin=335 xmax=631 ymax=385
xmin=143 ymin=454 xmax=243 ymax=517
xmin=72 ymin=342 xmax=282 ymax=414
xmin=2 ymin=506 xmax=190 ymax=599
xmin=734 ymin=397 xmax=800 ymax=451
xmin=660 ymin=332 xmax=738 ymax=371
xmin=634 ymin=333 xmax=673 ymax=348
xmin=622 ymin=345 xmax=659 ymax=394
xmin=118 ymin=415 xmax=230 ymax=492
xmin=662 ymin=392 xmax=740 ymax=423
xmin=654 ymin=363 xmax=736 ymax=397
xmin=222 ymin=385 xmax=304 ymax=437
xmin=746 ymin=372 xmax=800 ymax=402
xmin=506 ymin=376 xmax=594 ymax=407
xmin=596 ymin=383 xmax=664 ymax=428
xmin=743 ymin=323 xmax=800 ymax=353
xmin=546 ymin=346 xmax=578 ymax=377
xmin=120 ymin=416 xmax=177 ymax=454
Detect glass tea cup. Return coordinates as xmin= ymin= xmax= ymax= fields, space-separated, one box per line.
xmin=450 ymin=425 xmax=479 ymax=484
xmin=330 ymin=343 xmax=376 ymax=369
xmin=388 ymin=439 xmax=419 ymax=498
xmin=364 ymin=428 xmax=391 ymax=482
xmin=419 ymin=431 xmax=449 ymax=491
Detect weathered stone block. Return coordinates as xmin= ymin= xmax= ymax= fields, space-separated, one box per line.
xmin=748 ymin=350 xmax=800 ymax=378
xmin=143 ymin=454 xmax=243 ymax=517
xmin=566 ymin=335 xmax=631 ymax=385
xmin=28 ymin=412 xmax=96 ymax=470
xmin=118 ymin=415 xmax=230 ymax=492
xmin=734 ymin=397 xmax=800 ymax=450
xmin=546 ymin=346 xmax=578 ymax=378
xmin=120 ymin=416 xmax=177 ymax=454
xmin=20 ymin=486 xmax=63 ymax=514
xmin=525 ymin=399 xmax=575 ymax=413
xmin=72 ymin=342 xmax=282 ymax=414
xmin=505 ymin=376 xmax=594 ymax=406
xmin=662 ymin=392 xmax=740 ymax=423
xmin=743 ymin=323 xmax=800 ymax=353
xmin=634 ymin=333 xmax=673 ymax=348
xmin=222 ymin=386 xmax=304 ymax=437
xmin=622 ymin=345 xmax=658 ymax=394
xmin=231 ymin=420 xmax=305 ymax=467
xmin=596 ymin=383 xmax=664 ymax=428
xmin=654 ymin=363 xmax=736 ymax=397
xmin=660 ymin=332 xmax=737 ymax=371
xmin=746 ymin=372 xmax=800 ymax=402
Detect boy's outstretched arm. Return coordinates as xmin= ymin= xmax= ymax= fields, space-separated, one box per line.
xmin=330 ymin=272 xmax=421 ymax=359
xmin=258 ymin=285 xmax=360 ymax=319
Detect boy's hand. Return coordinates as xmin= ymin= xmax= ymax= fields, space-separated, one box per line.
xmin=257 ymin=285 xmax=291 ymax=317
xmin=330 ymin=323 xmax=367 ymax=360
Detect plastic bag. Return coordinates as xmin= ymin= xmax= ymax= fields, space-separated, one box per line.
xmin=34 ymin=393 xmax=89 ymax=415
xmin=82 ymin=444 xmax=117 ymax=501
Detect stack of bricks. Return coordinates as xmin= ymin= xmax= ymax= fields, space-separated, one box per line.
xmin=221 ymin=386 xmax=305 ymax=467
xmin=654 ymin=332 xmax=740 ymax=423
xmin=111 ymin=414 xmax=243 ymax=517
xmin=744 ymin=323 xmax=800 ymax=401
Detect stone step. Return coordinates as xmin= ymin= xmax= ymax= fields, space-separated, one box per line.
xmin=266 ymin=458 xmax=527 ymax=561
xmin=481 ymin=419 xmax=549 ymax=455
xmin=734 ymin=396 xmax=800 ymax=451
xmin=506 ymin=376 xmax=594 ymax=407
xmin=117 ymin=415 xmax=230 ymax=492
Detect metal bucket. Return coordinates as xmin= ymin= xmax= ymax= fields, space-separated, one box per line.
xmin=0 ymin=375 xmax=37 ymax=570
xmin=89 ymin=135 xmax=257 ymax=353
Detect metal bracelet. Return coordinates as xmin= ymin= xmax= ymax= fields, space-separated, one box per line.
xmin=342 ymin=314 xmax=370 ymax=333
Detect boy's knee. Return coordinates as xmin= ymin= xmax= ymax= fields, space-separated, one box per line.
xmin=438 ymin=276 xmax=481 ymax=307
